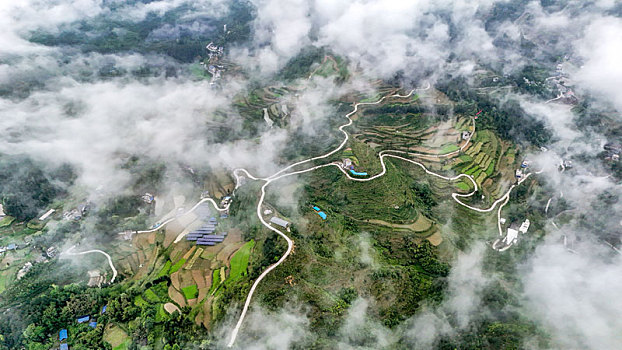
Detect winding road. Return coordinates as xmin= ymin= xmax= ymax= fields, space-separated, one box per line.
xmin=63 ymin=245 xmax=118 ymax=283
xmin=225 ymin=82 xmax=538 ymax=346
xmin=64 ymin=81 xmax=537 ymax=347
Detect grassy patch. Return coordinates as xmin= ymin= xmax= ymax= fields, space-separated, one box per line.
xmin=227 ymin=240 xmax=255 ymax=283
xmin=440 ymin=144 xmax=459 ymax=153
xmin=0 ymin=216 xmax=15 ymax=228
xmin=104 ymin=325 xmax=130 ymax=349
xmin=181 ymin=285 xmax=198 ymax=300
xmin=157 ymin=261 xmax=172 ymax=277
xmin=360 ymin=93 xmax=382 ymax=103
xmin=156 ymin=304 xmax=169 ymax=322
xmin=485 ymin=160 xmax=496 ymax=176
xmin=169 ymin=258 xmax=186 ymax=274
xmin=209 ymin=269 xmax=221 ymax=295
xmin=134 ymin=295 xmax=148 ymax=307
xmin=456 ymin=181 xmax=472 ymax=191
xmin=144 ymin=289 xmax=160 ymax=303
xmin=26 ymin=220 xmax=44 ymax=230
xmin=459 ymin=154 xmax=473 ymax=162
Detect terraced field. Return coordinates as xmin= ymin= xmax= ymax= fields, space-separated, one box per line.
xmin=447 ymin=129 xmax=518 ymax=200
xmin=233 ymin=85 xmax=298 ymax=128
xmin=352 ymin=93 xmax=471 ymax=157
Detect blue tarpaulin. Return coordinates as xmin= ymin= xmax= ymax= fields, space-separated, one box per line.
xmin=101 ymin=305 xmax=107 ymax=314
xmin=312 ymin=206 xmax=320 ymax=211
xmin=317 ymin=212 xmax=327 ymax=220
xmin=77 ymin=316 xmax=89 ymax=323
xmin=60 ymin=344 xmax=69 ymax=350
xmin=349 ymin=169 xmax=368 ymax=176
xmin=89 ymin=321 xmax=97 ymax=328
xmin=59 ymin=329 xmax=67 ymax=341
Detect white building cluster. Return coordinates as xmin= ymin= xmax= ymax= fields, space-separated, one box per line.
xmin=492 ymin=218 xmax=530 ymax=252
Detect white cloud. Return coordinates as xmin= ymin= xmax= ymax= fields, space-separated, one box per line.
xmin=523 ymin=241 xmax=622 ymax=350
xmin=575 ymin=17 xmax=622 ymax=111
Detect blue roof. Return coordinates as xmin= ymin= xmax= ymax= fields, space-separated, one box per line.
xmin=60 ymin=344 xmax=69 ymax=350
xmin=349 ymin=169 xmax=368 ymax=176
xmin=7 ymin=244 xmax=16 ymax=250
xmin=59 ymin=329 xmax=68 ymax=341
xmin=196 ymin=241 xmax=215 ymax=246
xmin=317 ymin=212 xmax=327 ymax=220
xmin=101 ymin=305 xmax=107 ymax=314
xmin=77 ymin=316 xmax=90 ymax=323
xmin=312 ymin=206 xmax=320 ymax=211
xmin=89 ymin=321 xmax=97 ymax=328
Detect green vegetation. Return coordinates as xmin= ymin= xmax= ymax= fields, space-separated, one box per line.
xmin=0 ymin=216 xmax=15 ymax=228
xmin=442 ymin=77 xmax=552 ymax=147
xmin=29 ymin=1 xmax=256 ymax=63
xmin=440 ymin=143 xmax=459 ymax=153
xmin=169 ymin=259 xmax=186 ymax=274
xmin=157 ymin=261 xmax=172 ymax=277
xmin=181 ymin=285 xmax=198 ymax=300
xmin=209 ymin=269 xmax=221 ymax=295
xmin=134 ymin=295 xmax=149 ymax=307
xmin=279 ymin=46 xmax=325 ymax=80
xmin=0 ymin=155 xmax=73 ymax=221
xmin=144 ymin=288 xmax=159 ymax=303
xmin=227 ymin=240 xmax=255 ymax=283
xmin=456 ymin=181 xmax=473 ymax=191
xmin=104 ymin=325 xmax=130 ymax=350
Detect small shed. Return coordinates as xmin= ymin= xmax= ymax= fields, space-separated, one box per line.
xmin=270 ymin=217 xmax=290 ymax=228
xmin=59 ymin=329 xmax=68 ymax=341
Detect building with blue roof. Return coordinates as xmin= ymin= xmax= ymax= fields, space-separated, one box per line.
xmin=77 ymin=316 xmax=90 ymax=323
xmin=60 ymin=343 xmax=69 ymax=350
xmin=59 ymin=329 xmax=68 ymax=341
xmin=317 ymin=212 xmax=327 ymax=220
xmin=101 ymin=305 xmax=107 ymax=314
xmin=312 ymin=206 xmax=320 ymax=212
xmin=89 ymin=321 xmax=97 ymax=328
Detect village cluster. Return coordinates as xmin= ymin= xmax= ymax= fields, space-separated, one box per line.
xmin=544 ymin=60 xmax=578 ymax=105
xmin=200 ymin=40 xmax=225 ymax=85
xmin=57 ymin=305 xmax=108 ymax=350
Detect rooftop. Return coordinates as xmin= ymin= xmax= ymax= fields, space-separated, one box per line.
xmin=270 ymin=216 xmax=290 ymax=228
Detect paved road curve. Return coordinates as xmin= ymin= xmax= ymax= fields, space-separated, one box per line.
xmin=63 ymin=245 xmax=118 ymax=283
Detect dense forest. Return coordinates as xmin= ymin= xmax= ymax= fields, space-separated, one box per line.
xmin=29 ymin=1 xmax=255 ymax=63
xmin=0 ymin=155 xmax=74 ymax=221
